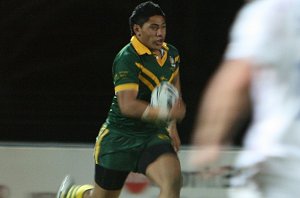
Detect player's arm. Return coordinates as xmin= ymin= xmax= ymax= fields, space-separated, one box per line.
xmin=191 ymin=59 xmax=251 ymax=164
xmin=117 ymin=89 xmax=148 ymax=118
xmin=114 ymin=56 xmax=167 ymax=121
xmin=170 ymin=72 xmax=186 ymax=122
xmin=194 ymin=59 xmax=252 ymax=145
xmin=117 ymin=85 xmax=186 ymax=123
xmin=168 ymin=120 xmax=181 ymax=152
xmin=169 ymin=71 xmax=186 ymax=151
xmin=172 ymin=71 xmax=182 ymax=95
xmin=117 ymin=89 xmax=179 ymax=121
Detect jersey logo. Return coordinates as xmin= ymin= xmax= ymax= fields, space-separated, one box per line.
xmin=160 ymin=76 xmax=167 ymax=81
xmin=169 ymin=56 xmax=176 ymax=68
xmin=114 ymin=71 xmax=129 ymax=81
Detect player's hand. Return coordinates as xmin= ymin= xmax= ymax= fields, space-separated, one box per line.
xmin=168 ymin=127 xmax=181 ymax=152
xmin=169 ymin=98 xmax=186 ymax=121
xmin=189 ymin=144 xmax=221 ymax=167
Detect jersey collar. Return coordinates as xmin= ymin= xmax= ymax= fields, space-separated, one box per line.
xmin=130 ymin=36 xmax=169 ymax=55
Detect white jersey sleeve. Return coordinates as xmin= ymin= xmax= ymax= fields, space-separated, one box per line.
xmin=224 ymin=0 xmax=289 ymax=66
xmin=227 ymin=0 xmax=300 ymax=168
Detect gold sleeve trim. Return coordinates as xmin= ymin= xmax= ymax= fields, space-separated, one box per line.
xmin=175 ymin=55 xmax=180 ymax=63
xmin=114 ymin=83 xmax=139 ymax=94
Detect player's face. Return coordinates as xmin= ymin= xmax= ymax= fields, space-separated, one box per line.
xmin=135 ymin=15 xmax=166 ymax=51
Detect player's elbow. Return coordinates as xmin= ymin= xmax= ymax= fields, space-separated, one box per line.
xmin=117 ymin=90 xmax=140 ymax=117
xmin=119 ymin=102 xmax=144 ymax=118
xmin=119 ymin=104 xmax=132 ymax=117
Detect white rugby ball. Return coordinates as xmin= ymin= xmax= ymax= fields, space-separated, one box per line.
xmin=150 ymin=81 xmax=179 ymax=111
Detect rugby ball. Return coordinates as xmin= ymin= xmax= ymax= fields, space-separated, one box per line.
xmin=150 ymin=81 xmax=179 ymax=111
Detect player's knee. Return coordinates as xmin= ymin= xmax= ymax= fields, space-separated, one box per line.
xmin=160 ymin=172 xmax=182 ymax=191
xmin=171 ymin=173 xmax=182 ymax=190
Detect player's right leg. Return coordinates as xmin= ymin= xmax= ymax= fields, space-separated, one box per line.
xmin=137 ymin=132 xmax=182 ymax=198
xmin=145 ymin=151 xmax=181 ymax=198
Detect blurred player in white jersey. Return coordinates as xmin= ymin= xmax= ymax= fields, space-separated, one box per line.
xmin=191 ymin=0 xmax=300 ymax=197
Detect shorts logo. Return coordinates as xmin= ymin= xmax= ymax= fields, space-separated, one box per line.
xmin=157 ymin=134 xmax=170 ymax=140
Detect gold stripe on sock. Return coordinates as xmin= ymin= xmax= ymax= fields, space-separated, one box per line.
xmin=66 ymin=185 xmax=79 ymax=198
xmin=65 ymin=186 xmax=75 ymax=198
xmin=76 ymin=185 xmax=94 ymax=198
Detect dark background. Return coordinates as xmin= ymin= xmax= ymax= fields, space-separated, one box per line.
xmin=0 ymin=0 xmax=248 ymax=145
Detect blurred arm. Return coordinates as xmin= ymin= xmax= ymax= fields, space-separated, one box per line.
xmin=169 ymin=73 xmax=186 ymax=151
xmin=117 ymin=87 xmax=184 ymax=121
xmin=193 ymin=59 xmax=252 ymax=147
xmin=117 ymin=89 xmax=149 ymax=118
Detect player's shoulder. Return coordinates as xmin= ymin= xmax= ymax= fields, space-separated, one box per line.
xmin=165 ymin=43 xmax=180 ymax=57
xmin=116 ymin=43 xmax=138 ymax=58
xmin=114 ymin=43 xmax=140 ymax=63
xmin=242 ymin=0 xmax=286 ymax=15
xmin=233 ymin=0 xmax=285 ymax=33
xmin=165 ymin=43 xmax=178 ymax=52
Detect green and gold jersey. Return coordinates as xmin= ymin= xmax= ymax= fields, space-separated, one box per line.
xmin=105 ymin=36 xmax=180 ymax=136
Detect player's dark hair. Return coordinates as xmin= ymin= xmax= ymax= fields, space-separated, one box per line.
xmin=129 ymin=1 xmax=166 ymax=36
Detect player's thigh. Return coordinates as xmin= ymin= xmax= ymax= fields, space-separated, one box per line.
xmin=138 ymin=141 xmax=181 ymax=186
xmin=94 ymin=126 xmax=142 ymax=171
xmin=146 ymin=152 xmax=181 ymax=185
xmin=93 ymin=164 xmax=129 ymax=197
xmin=137 ymin=132 xmax=176 ymax=174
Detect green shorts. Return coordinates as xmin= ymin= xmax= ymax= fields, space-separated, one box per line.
xmin=93 ymin=123 xmax=174 ymax=173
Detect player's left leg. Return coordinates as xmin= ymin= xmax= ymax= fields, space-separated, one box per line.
xmin=139 ymin=143 xmax=182 ymax=198
xmin=56 ymin=166 xmax=127 ymax=198
xmin=56 ymin=175 xmax=93 ymax=198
